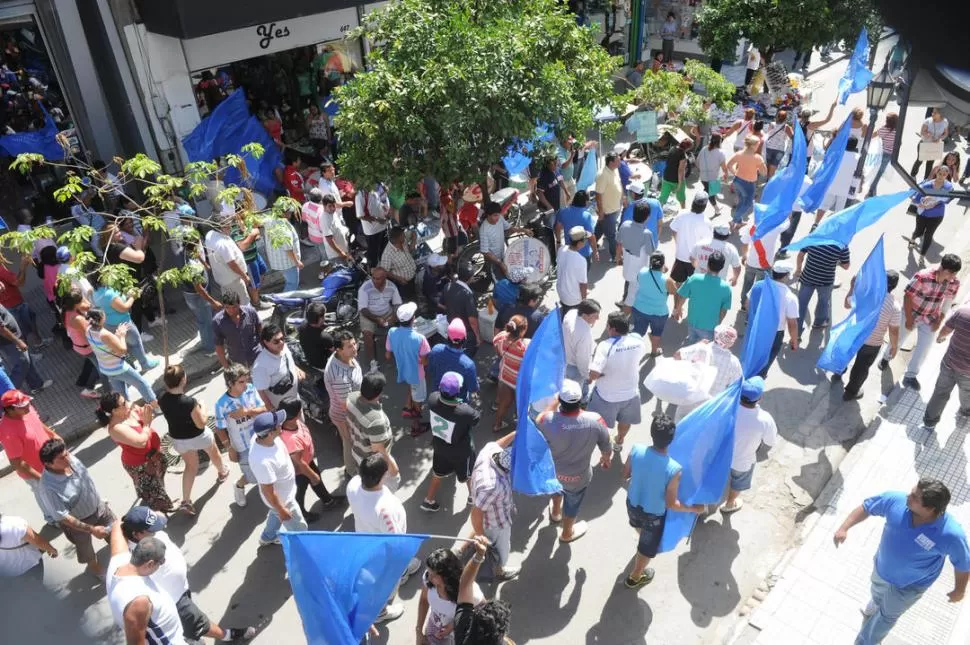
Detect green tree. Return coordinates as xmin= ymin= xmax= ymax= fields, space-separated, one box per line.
xmin=620 ymin=60 xmax=735 ymax=128
xmin=334 ymin=0 xmax=620 ymax=192
xmin=696 ymin=0 xmax=882 ymax=62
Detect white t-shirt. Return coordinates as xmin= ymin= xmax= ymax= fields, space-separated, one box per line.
xmin=479 ymin=218 xmax=511 ymax=261
xmin=0 ymin=515 xmax=41 ymax=577
xmin=697 ymin=147 xmax=726 ymax=182
xmin=145 ymin=531 xmax=189 ymax=601
xmin=562 ymin=308 xmax=594 ymax=378
xmin=249 ymin=436 xmax=298 ymax=508
xmin=346 ymin=476 xmax=407 ymax=534
xmin=691 ymin=238 xmax=741 ymax=279
xmin=746 ymin=46 xmax=761 ymax=70
xmin=556 ymin=246 xmax=588 ymax=307
xmin=356 ymin=190 xmax=390 ymax=236
xmin=732 ymin=405 xmax=778 ymax=471
xmin=669 ymin=211 xmax=713 ymax=263
xmin=590 ymin=334 xmax=646 ymax=402
xmin=320 ymin=209 xmax=349 ymax=259
xmin=740 ymin=221 xmax=789 ymax=268
xmin=766 ymin=279 xmax=800 ymax=331
xmin=106 ymin=553 xmax=186 ymax=644
xmin=318 ymin=178 xmax=342 ymax=202
xmin=829 ymin=151 xmax=861 ymax=197
xmin=252 ymin=346 xmax=300 ymax=409
xmin=203 ymin=230 xmax=245 ymax=286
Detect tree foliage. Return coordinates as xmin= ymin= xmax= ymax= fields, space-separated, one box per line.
xmin=334 ymin=0 xmax=620 ymax=189
xmin=696 ymin=0 xmax=882 ymax=61
xmin=619 ymin=60 xmax=735 ymax=128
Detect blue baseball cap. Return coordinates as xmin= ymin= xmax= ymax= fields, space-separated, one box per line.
xmin=122 ymin=506 xmax=168 ymax=533
xmin=252 ymin=410 xmax=286 ymax=436
xmin=741 ymin=377 xmax=765 ymax=402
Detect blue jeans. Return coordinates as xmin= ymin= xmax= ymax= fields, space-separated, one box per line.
xmin=732 ymin=178 xmax=756 ymax=223
xmin=109 ymin=363 xmax=157 ymax=404
xmin=854 ymin=569 xmax=926 ymax=645
xmin=107 ymin=322 xmax=152 ymax=368
xmin=867 ymin=155 xmax=893 ymax=197
xmin=260 ymin=497 xmax=309 ymax=542
xmin=797 ymin=282 xmax=833 ymax=335
xmin=685 ymin=324 xmax=715 ymax=344
xmin=281 ymin=266 xmax=300 ymax=292
xmin=599 ymin=210 xmax=620 ymax=261
xmin=7 ymin=302 xmax=37 ymax=340
xmin=182 ymin=291 xmax=215 ymax=352
xmin=0 ymin=343 xmax=44 ymax=390
xmin=740 ymin=266 xmax=766 ymax=309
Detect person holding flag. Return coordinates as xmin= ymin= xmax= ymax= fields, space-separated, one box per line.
xmin=747 ymin=260 xmax=800 ymax=378
xmin=720 ymin=377 xmax=777 ymax=514
xmin=840 ymin=271 xmax=901 ymax=402
xmin=469 ymin=432 xmax=521 ymax=581
xmin=739 ymin=218 xmax=789 ymax=311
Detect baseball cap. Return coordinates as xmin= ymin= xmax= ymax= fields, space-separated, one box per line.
xmin=122 ymin=506 xmax=168 ymax=534
xmin=447 ymin=318 xmax=467 ymax=341
xmin=252 ymin=410 xmax=286 ymax=436
xmin=772 ymin=259 xmax=795 ymax=275
xmin=741 ymin=377 xmax=765 ymax=402
xmin=439 ymin=371 xmax=464 ymax=397
xmin=711 ymin=218 xmax=731 ymax=235
xmin=692 ymin=190 xmax=710 ymax=204
xmin=628 ymin=181 xmax=645 ymax=195
xmin=0 ymin=389 xmax=32 ymax=409
xmin=397 ymin=302 xmax=418 ymax=322
xmin=569 ymin=225 xmax=587 ymax=243
xmin=559 ymin=379 xmax=583 ymax=404
xmin=613 ymin=142 xmax=631 ymax=155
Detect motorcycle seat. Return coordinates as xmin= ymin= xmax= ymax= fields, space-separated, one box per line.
xmin=272 ymin=286 xmax=326 ymax=301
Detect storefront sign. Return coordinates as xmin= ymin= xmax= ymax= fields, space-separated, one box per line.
xmin=182 ymin=7 xmax=358 ymax=71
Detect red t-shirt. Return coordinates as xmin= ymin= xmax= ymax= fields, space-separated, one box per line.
xmin=284 ymin=165 xmax=306 ymax=203
xmin=280 ymin=420 xmax=315 ymax=464
xmin=457 ymin=203 xmax=480 ymax=232
xmin=0 ymin=407 xmax=50 ymax=479
xmin=0 ymin=266 xmax=25 ymax=308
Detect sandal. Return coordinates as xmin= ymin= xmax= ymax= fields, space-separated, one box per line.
xmin=719 ymin=499 xmax=744 ymax=514
xmin=179 ymin=500 xmax=196 ymax=516
xmin=402 ymin=407 xmax=421 ymax=419
xmin=217 ymin=468 xmax=231 ymax=484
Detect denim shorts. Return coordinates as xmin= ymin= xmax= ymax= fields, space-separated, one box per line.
xmin=561 ymin=486 xmax=588 ymax=518
xmin=409 ymin=375 xmax=427 ymax=403
xmin=627 ymin=501 xmax=666 ymax=558
xmin=632 ymin=309 xmax=668 ymax=338
xmin=246 ymin=255 xmax=268 ymax=289
xmin=765 ymin=148 xmax=785 ymax=167
xmin=730 ymin=465 xmax=755 ymax=491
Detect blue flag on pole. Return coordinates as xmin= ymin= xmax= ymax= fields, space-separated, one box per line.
xmin=817 ymin=237 xmax=887 ymax=373
xmin=512 ymin=307 xmax=565 ymax=496
xmin=659 ymin=380 xmax=742 ymax=552
xmin=741 ymin=276 xmax=782 ymax=379
xmin=798 ymin=117 xmax=852 ymax=213
xmin=753 ymin=123 xmax=807 ymax=240
xmin=838 ymin=28 xmax=875 ymax=105
xmin=281 ymin=532 xmax=428 ymax=644
xmin=785 ymin=190 xmax=912 ymax=252
xmin=576 ymin=150 xmax=599 ymax=192
xmin=0 ymin=105 xmax=65 ymax=160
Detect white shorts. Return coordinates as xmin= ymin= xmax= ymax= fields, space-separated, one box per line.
xmin=410 ymin=375 xmax=428 ymax=403
xmin=172 ymin=429 xmax=215 ymax=454
xmin=819 ymin=192 xmax=847 ymax=213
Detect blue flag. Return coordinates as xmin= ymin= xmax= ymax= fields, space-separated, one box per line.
xmin=576 ymin=150 xmax=599 ymax=191
xmin=753 ymin=123 xmax=807 ymax=240
xmin=502 ymin=123 xmax=557 ymax=176
xmin=622 ymin=197 xmax=661 ymax=242
xmin=0 ymin=105 xmax=65 ymax=160
xmin=785 ymin=190 xmax=912 ymax=252
xmin=798 ymin=116 xmax=852 ymax=214
xmin=281 ymin=532 xmax=428 ymax=644
xmin=512 ymin=307 xmax=565 ymax=496
xmin=818 ymin=238 xmax=887 ymax=373
xmin=741 ymin=276 xmax=782 ymax=378
xmin=838 ymin=28 xmax=875 ymax=105
xmin=182 ymin=90 xmax=283 ymax=197
xmin=660 ymin=380 xmax=743 ymax=552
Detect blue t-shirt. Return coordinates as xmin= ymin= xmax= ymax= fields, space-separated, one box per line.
xmin=864 ymin=491 xmax=970 ymax=589
xmin=628 ymin=445 xmax=681 ymax=515
xmin=387 ymin=326 xmax=425 ymax=386
xmin=93 ymin=287 xmax=131 ymax=327
xmin=677 ymin=273 xmax=732 ymax=331
xmin=619 ymin=160 xmax=633 ymax=189
xmin=427 ymin=345 xmax=479 ymax=401
xmin=633 ymin=268 xmax=669 ymax=316
xmin=493 ymin=279 xmax=520 ymax=310
xmin=621 ymin=197 xmax=661 ymax=242
xmin=0 ymin=365 xmax=13 ymax=399
xmin=556 ymin=206 xmax=596 ymax=258
xmin=913 ymin=180 xmax=954 ymax=218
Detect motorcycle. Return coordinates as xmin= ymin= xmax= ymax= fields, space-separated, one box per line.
xmin=285 ymin=339 xmax=331 ymax=427
xmin=265 ymin=262 xmax=367 ymax=337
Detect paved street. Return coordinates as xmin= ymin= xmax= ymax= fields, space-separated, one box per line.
xmin=2 ymin=35 xmax=970 ymax=645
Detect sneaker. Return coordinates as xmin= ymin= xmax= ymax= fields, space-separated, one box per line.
xmin=830 ymin=373 xmax=842 ymax=383
xmin=861 ymin=598 xmax=877 ymax=617
xmin=148 ymin=318 xmax=164 ymax=328
xmin=141 ymin=332 xmax=155 ymax=342
xmin=234 ymin=485 xmax=248 ymax=507
xmin=420 ymin=499 xmax=441 ymax=512
xmin=80 ymin=388 xmax=100 ymax=399
xmin=624 ymin=568 xmax=656 ymax=589
xmin=921 ymin=422 xmax=937 ymax=433
xmin=842 ymin=390 xmax=863 ymax=402
xmin=368 ymin=359 xmax=380 ymax=374
xmin=612 ymin=439 xmax=624 ymax=453
xmin=30 ymin=379 xmax=54 ymax=394
xmin=400 ymin=557 xmax=421 ymax=583
xmin=258 ymin=536 xmax=281 ymax=546
xmin=375 ymin=603 xmax=405 ymax=623
xmin=494 ymin=565 xmax=521 ymax=581
xmin=318 ymin=496 xmax=344 ymax=511
xmin=902 ymin=376 xmax=921 ymax=391
xmin=877 ymin=358 xmax=889 ymax=371
xmin=141 ymin=358 xmax=160 ymax=371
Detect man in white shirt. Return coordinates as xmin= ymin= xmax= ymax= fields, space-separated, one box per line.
xmin=249 ymin=411 xmax=308 ymax=547
xmin=318 ymin=162 xmax=353 ymax=208
xmin=669 ymin=191 xmax=714 ymax=284
xmin=121 ymin=506 xmax=256 ymax=642
xmin=204 ymin=214 xmax=251 ymax=305
xmin=556 ymin=226 xmax=589 ymax=313
xmin=748 ymin=259 xmax=800 ymax=378
xmin=358 ymin=267 xmax=403 ymax=372
xmin=479 ymin=201 xmax=531 ymax=282
xmin=721 ymin=377 xmax=777 ymax=514
xmin=739 ymin=219 xmax=789 ymax=310
xmin=0 ymin=514 xmax=56 ymax=578
xmin=346 ymin=453 xmax=421 ymax=623
xmin=563 ymin=299 xmax=601 ymax=400
xmin=691 ymin=220 xmax=742 ymax=285
xmin=356 ymin=184 xmax=391 ymax=270
xmin=616 ymin=200 xmax=656 ymax=304
xmin=587 ymin=311 xmax=646 ymax=452
xmin=812 ymin=137 xmax=862 ymax=227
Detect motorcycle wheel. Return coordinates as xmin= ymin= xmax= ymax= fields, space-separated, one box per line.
xmin=456 ymin=241 xmax=489 ymax=286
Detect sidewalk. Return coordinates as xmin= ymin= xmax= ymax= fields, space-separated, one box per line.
xmin=732 ymin=338 xmax=970 ymax=645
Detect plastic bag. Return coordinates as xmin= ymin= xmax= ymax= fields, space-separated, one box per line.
xmin=643 ymin=356 xmax=717 ymax=406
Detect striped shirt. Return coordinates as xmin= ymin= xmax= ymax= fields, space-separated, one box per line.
xmin=877 ymin=126 xmax=896 ymax=155
xmin=358 ymin=280 xmax=402 ymax=318
xmin=943 ymin=307 xmax=970 ymax=375
xmin=346 ymin=392 xmax=393 ymax=465
xmin=87 ymin=328 xmax=126 ymax=376
xmin=905 ymin=268 xmax=960 ymax=326
xmin=800 ymin=245 xmax=850 ymax=287
xmin=864 ymin=293 xmax=902 ymax=346
xmin=379 ymin=243 xmax=416 ymax=281
xmin=39 ymin=455 xmax=101 ymax=522
xmin=214 ymin=384 xmax=264 ymax=452
xmin=261 ymin=219 xmax=300 ymax=271
xmin=471 ymin=442 xmax=515 ymax=530
xmin=492 ymin=332 xmax=530 ymax=389
xmin=324 ymin=356 xmax=362 ymax=421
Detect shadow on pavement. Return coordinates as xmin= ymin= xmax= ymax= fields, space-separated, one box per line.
xmin=181 ymin=493 xmax=264 ymax=592
xmin=214 ymin=545 xmax=289 ymax=638
xmin=676 ymin=513 xmax=741 ymax=627
xmin=584 ymin=560 xmax=653 ymax=644
xmin=71 ymin=432 xmax=118 ymax=471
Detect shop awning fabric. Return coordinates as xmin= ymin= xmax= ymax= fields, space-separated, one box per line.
xmin=908 ymin=63 xmax=970 ymax=127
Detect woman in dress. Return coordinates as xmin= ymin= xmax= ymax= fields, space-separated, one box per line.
xmin=491 ymin=315 xmax=530 ymax=434
xmin=416 ymin=548 xmax=484 ymax=645
xmin=98 ymin=391 xmax=174 ymax=513
xmin=907 ymin=165 xmax=954 ymax=262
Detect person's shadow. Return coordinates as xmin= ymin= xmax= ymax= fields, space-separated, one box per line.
xmin=584 ymin=560 xmax=654 ymax=644
xmin=676 ymin=514 xmax=741 ymax=627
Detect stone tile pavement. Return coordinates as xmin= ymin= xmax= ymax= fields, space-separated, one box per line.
xmin=735 ymin=340 xmax=970 ymax=645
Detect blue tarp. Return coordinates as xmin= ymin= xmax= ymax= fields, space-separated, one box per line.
xmin=838 ymin=28 xmax=875 ymax=105
xmin=281 ymin=532 xmax=427 ymax=644
xmin=0 ymin=105 xmax=65 ymax=160
xmin=798 ymin=117 xmax=852 ymax=214
xmin=753 ymin=123 xmax=807 ymax=240
xmin=817 ymin=237 xmax=887 ymax=374
xmin=785 ymin=190 xmax=912 ymax=252
xmin=512 ymin=305 xmax=565 ymax=496
xmin=182 ymin=90 xmax=282 ymax=197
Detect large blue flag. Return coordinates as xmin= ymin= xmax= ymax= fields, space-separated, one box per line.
xmin=281 ymin=532 xmax=427 ymax=644
xmin=753 ymin=123 xmax=807 ymax=240
xmin=785 ymin=190 xmax=912 ymax=252
xmin=741 ymin=276 xmax=782 ymax=378
xmin=798 ymin=116 xmax=852 ymax=213
xmin=838 ymin=28 xmax=875 ymax=105
xmin=0 ymin=105 xmax=65 ymax=160
xmin=660 ymin=380 xmax=742 ymax=552
xmin=818 ymin=237 xmax=887 ymax=373
xmin=512 ymin=307 xmax=565 ymax=496
xmin=576 ymin=150 xmax=599 ymax=191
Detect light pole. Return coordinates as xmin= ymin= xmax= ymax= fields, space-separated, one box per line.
xmin=853 ymin=67 xmax=896 ymax=199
